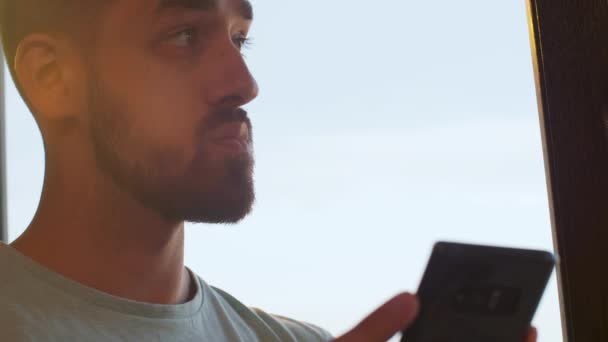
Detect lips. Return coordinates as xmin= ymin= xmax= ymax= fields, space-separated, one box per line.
xmin=211 ymin=121 xmax=251 ymax=153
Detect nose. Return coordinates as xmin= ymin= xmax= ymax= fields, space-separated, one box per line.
xmin=205 ymin=45 xmax=259 ymax=108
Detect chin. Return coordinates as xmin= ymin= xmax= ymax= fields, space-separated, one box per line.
xmin=179 ymin=189 xmax=255 ymax=224
xmin=133 ymin=145 xmax=256 ymax=224
xmin=158 ymin=170 xmax=255 ymax=224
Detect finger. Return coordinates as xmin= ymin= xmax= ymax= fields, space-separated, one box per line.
xmin=334 ymin=293 xmax=419 ymax=342
xmin=526 ymin=326 xmax=538 ymax=342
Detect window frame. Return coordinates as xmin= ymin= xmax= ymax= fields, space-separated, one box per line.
xmin=528 ymin=0 xmax=608 ymax=340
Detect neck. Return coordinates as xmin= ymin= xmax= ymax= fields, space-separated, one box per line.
xmin=10 ymin=156 xmax=195 ymax=305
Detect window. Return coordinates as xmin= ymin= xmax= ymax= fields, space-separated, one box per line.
xmin=4 ymin=1 xmax=562 ymax=340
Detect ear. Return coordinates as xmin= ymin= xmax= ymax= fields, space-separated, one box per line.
xmin=14 ymin=33 xmax=87 ymax=122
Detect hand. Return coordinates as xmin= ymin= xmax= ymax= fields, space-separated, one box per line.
xmin=334 ymin=293 xmax=418 ymax=342
xmin=333 ymin=293 xmax=539 ymax=342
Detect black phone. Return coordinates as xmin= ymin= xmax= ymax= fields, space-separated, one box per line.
xmin=401 ymin=241 xmax=555 ymax=342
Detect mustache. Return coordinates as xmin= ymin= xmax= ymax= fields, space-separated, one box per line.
xmin=198 ymin=107 xmax=253 ymax=140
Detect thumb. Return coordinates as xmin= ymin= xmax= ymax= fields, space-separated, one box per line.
xmin=334 ymin=293 xmax=419 ymax=342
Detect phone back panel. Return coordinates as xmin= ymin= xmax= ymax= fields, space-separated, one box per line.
xmin=402 ymin=242 xmax=555 ymax=342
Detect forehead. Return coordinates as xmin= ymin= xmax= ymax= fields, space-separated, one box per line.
xmin=157 ymin=0 xmax=252 ymax=18
xmin=156 ymin=0 xmax=252 ymax=19
xmin=109 ymin=0 xmax=253 ymax=22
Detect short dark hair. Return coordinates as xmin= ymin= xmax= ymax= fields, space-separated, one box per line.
xmin=0 ymin=0 xmax=108 ymax=91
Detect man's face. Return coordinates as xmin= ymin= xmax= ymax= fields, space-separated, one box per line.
xmin=85 ymin=0 xmax=258 ymax=223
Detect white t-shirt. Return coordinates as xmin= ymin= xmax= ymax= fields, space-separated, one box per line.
xmin=0 ymin=243 xmax=333 ymax=341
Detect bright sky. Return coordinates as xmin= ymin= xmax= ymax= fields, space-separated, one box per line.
xmin=4 ymin=0 xmax=563 ymax=341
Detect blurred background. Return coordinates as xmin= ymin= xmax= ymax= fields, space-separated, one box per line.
xmin=4 ymin=0 xmax=563 ymax=340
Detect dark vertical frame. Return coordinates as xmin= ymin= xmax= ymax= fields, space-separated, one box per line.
xmin=527 ymin=0 xmax=608 ymax=341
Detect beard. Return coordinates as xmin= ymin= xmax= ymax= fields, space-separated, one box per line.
xmin=87 ymin=71 xmax=255 ymax=224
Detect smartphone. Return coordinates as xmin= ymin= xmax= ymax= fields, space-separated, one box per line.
xmin=401 ymin=241 xmax=555 ymax=342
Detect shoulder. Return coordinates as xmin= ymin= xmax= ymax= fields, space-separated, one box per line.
xmin=0 ymin=244 xmax=34 ymax=296
xmin=253 ymin=308 xmax=335 ymax=342
xmin=210 ymin=286 xmax=334 ymax=342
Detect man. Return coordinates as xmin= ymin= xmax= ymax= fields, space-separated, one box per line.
xmin=0 ymin=0 xmax=538 ymax=341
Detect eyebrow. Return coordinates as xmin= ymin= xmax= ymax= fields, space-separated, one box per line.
xmin=156 ymin=0 xmax=253 ymax=20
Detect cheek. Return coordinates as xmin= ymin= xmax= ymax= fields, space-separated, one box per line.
xmin=129 ymin=99 xmax=202 ymax=171
xmin=132 ymin=97 xmax=197 ymax=145
xmin=101 ymin=56 xmax=204 ymax=158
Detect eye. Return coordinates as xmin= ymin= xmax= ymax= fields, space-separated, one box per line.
xmin=233 ymin=33 xmax=252 ymax=51
xmin=169 ymin=27 xmax=197 ymax=48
